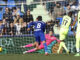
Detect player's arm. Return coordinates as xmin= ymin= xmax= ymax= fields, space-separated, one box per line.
xmin=45 ymin=34 xmax=60 ymax=43
xmin=51 ymin=36 xmax=60 ymax=43
xmin=71 ymin=16 xmax=77 ymax=31
xmin=27 ymin=22 xmax=35 ymax=31
xmin=71 ymin=16 xmax=77 ymax=27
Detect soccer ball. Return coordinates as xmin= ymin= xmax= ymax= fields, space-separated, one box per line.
xmin=0 ymin=47 xmax=2 ymax=52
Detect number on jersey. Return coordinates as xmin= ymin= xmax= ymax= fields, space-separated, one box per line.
xmin=62 ymin=19 xmax=68 ymax=25
xmin=37 ymin=23 xmax=41 ymax=28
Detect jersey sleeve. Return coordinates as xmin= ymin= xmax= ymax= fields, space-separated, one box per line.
xmin=51 ymin=36 xmax=57 ymax=41
xmin=61 ymin=15 xmax=71 ymax=28
xmin=51 ymin=36 xmax=60 ymax=42
xmin=28 ymin=22 xmax=35 ymax=28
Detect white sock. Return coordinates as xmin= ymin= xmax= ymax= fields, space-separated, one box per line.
xmin=76 ymin=48 xmax=79 ymax=53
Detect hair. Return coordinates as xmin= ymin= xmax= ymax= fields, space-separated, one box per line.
xmin=49 ymin=30 xmax=53 ymax=32
xmin=56 ymin=2 xmax=61 ymax=5
xmin=37 ymin=16 xmax=42 ymax=21
xmin=68 ymin=11 xmax=72 ymax=17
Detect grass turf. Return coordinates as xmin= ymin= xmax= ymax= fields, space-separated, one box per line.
xmin=0 ymin=54 xmax=80 ymax=60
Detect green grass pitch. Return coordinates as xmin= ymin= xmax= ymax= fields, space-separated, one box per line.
xmin=0 ymin=54 xmax=80 ymax=60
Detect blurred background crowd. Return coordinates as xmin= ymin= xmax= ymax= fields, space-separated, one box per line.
xmin=0 ymin=0 xmax=79 ymax=36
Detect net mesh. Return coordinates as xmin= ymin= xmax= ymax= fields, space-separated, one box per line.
xmin=0 ymin=35 xmax=35 ymax=54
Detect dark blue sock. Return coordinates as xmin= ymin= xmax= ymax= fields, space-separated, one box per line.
xmin=43 ymin=43 xmax=47 ymax=53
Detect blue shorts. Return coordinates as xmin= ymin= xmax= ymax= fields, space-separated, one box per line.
xmin=34 ymin=31 xmax=46 ymax=43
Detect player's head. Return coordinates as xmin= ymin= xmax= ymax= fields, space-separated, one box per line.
xmin=49 ymin=30 xmax=53 ymax=36
xmin=68 ymin=11 xmax=72 ymax=17
xmin=36 ymin=16 xmax=42 ymax=21
xmin=27 ymin=9 xmax=30 ymax=15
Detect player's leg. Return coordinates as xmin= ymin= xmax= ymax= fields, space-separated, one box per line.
xmin=23 ymin=40 xmax=39 ymax=54
xmin=40 ymin=33 xmax=48 ymax=55
xmin=62 ymin=30 xmax=69 ymax=53
xmin=57 ymin=42 xmax=62 ymax=54
xmin=20 ymin=43 xmax=33 ymax=48
xmin=23 ymin=41 xmax=46 ymax=54
xmin=57 ymin=32 xmax=64 ymax=53
xmin=35 ymin=37 xmax=41 ymax=49
xmin=58 ymin=30 xmax=69 ymax=54
xmin=57 ymin=41 xmax=69 ymax=54
xmin=42 ymin=41 xmax=48 ymax=55
xmin=74 ymin=34 xmax=80 ymax=56
xmin=21 ymin=42 xmax=38 ymax=48
xmin=23 ymin=40 xmax=41 ymax=54
xmin=22 ymin=42 xmax=45 ymax=54
xmin=22 ymin=40 xmax=39 ymax=54
xmin=58 ymin=42 xmax=69 ymax=54
xmin=23 ymin=48 xmax=38 ymax=54
xmin=74 ymin=39 xmax=80 ymax=56
xmin=22 ymin=33 xmax=40 ymax=54
xmin=62 ymin=42 xmax=69 ymax=54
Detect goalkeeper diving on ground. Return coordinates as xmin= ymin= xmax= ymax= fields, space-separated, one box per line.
xmin=20 ymin=30 xmax=60 ymax=54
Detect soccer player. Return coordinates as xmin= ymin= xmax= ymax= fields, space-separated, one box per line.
xmin=26 ymin=16 xmax=48 ymax=55
xmin=71 ymin=10 xmax=80 ymax=56
xmin=57 ymin=12 xmax=72 ymax=54
xmin=21 ymin=30 xmax=60 ymax=54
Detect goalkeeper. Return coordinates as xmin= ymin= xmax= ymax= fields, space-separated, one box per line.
xmin=57 ymin=11 xmax=72 ymax=54
xmin=21 ymin=30 xmax=60 ymax=54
